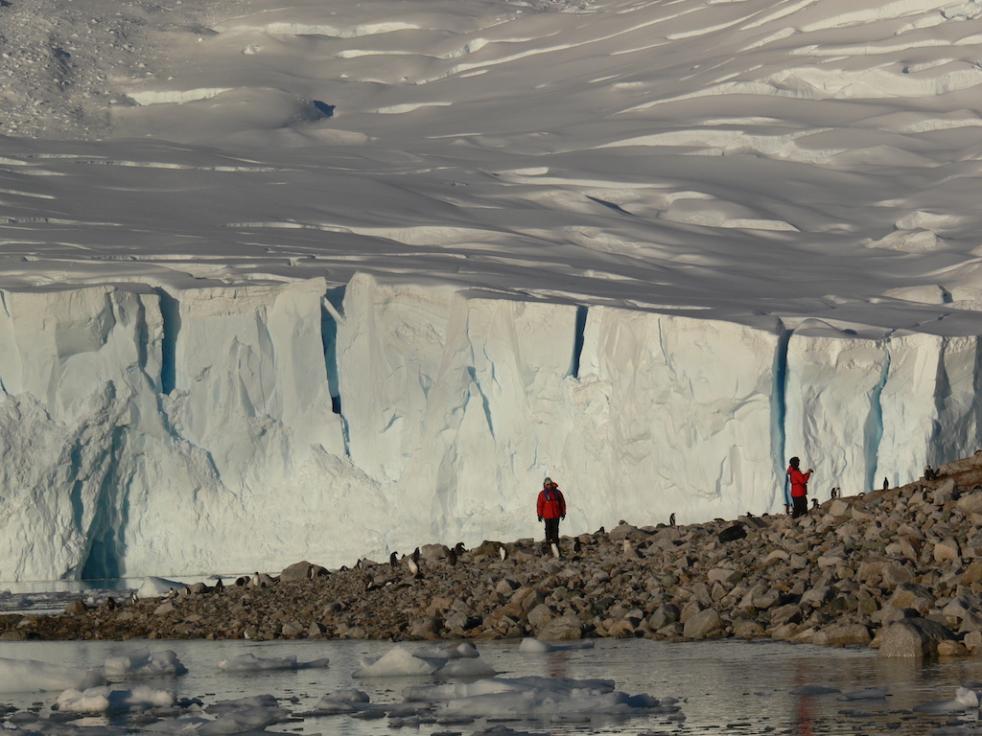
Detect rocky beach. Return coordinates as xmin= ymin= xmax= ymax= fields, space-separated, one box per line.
xmin=5 ymin=453 xmax=982 ymax=659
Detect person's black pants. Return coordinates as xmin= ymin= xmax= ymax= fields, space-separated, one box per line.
xmin=792 ymin=496 xmax=808 ymax=518
xmin=544 ymin=517 xmax=560 ymax=544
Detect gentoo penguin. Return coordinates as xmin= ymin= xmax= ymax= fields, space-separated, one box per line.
xmin=454 ymin=542 xmax=466 ymax=555
xmin=389 ymin=552 xmax=399 ymax=568
xmin=811 ymin=498 xmax=819 ymax=510
xmin=235 ymin=575 xmax=249 ymax=587
xmin=406 ymin=557 xmax=421 ymax=578
xmin=550 ymin=542 xmax=560 ymax=559
xmin=498 ymin=545 xmax=508 ymax=561
xmin=448 ymin=547 xmax=458 ymax=566
xmin=573 ymin=538 xmax=582 ymax=553
xmin=882 ymin=477 xmax=889 ymax=491
xmin=595 ymin=526 xmax=606 ymax=536
xmin=215 ymin=578 xmax=224 ymax=593
xmin=411 ymin=547 xmax=421 ymax=564
xmin=251 ymin=572 xmax=261 ymax=587
xmin=105 ymin=596 xmax=116 ymax=611
xmin=129 ymin=590 xmax=139 ymax=604
xmin=669 ymin=513 xmax=676 ymax=528
xmin=746 ymin=511 xmax=754 ymax=519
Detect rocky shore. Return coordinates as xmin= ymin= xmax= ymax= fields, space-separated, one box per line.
xmin=4 ymin=454 xmax=982 ymax=658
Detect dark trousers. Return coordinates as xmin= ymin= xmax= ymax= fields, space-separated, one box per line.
xmin=792 ymin=496 xmax=808 ymax=518
xmin=544 ymin=517 xmax=560 ymax=544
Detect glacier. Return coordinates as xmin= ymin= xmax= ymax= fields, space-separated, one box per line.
xmin=3 ymin=0 xmax=982 ymax=579
xmin=2 ymin=275 xmax=981 ymax=580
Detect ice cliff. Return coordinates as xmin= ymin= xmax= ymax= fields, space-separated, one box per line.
xmin=1 ymin=275 xmax=980 ymax=580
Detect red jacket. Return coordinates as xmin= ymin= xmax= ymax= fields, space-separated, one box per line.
xmin=787 ymin=467 xmax=811 ymax=498
xmin=537 ymin=487 xmax=566 ymax=519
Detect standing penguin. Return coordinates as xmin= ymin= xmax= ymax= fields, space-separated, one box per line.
xmin=669 ymin=513 xmax=676 ymax=528
xmin=389 ymin=552 xmax=399 ymax=569
xmin=882 ymin=477 xmax=889 ymax=491
xmin=811 ymin=498 xmax=819 ymax=510
xmin=448 ymin=547 xmax=458 ymax=566
xmin=411 ymin=547 xmax=421 ymax=564
xmin=498 ymin=545 xmax=508 ymax=561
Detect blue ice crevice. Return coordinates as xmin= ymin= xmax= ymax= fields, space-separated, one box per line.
xmin=863 ymin=345 xmax=891 ymax=492
xmin=770 ymin=324 xmax=791 ymax=507
xmin=321 ymin=287 xmax=350 ymax=457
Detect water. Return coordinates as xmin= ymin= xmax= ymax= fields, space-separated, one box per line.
xmin=1 ymin=638 xmax=981 ymax=734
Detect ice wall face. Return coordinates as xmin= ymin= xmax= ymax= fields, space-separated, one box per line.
xmin=1 ymin=276 xmax=981 ymax=580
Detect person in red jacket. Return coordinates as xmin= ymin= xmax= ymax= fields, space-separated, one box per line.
xmin=537 ymin=477 xmax=566 ymax=545
xmin=786 ymin=456 xmax=813 ymax=518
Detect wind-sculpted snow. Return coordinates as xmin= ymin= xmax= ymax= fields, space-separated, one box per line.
xmin=3 ymin=0 xmax=982 ymax=578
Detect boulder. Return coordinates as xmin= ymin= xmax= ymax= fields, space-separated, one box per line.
xmin=538 ymin=614 xmax=583 ymax=641
xmin=933 ymin=538 xmax=961 ymax=564
xmin=707 ymin=567 xmax=741 ymax=585
xmin=811 ymin=623 xmax=871 ymax=647
xmin=827 ymin=499 xmax=850 ymax=518
xmin=718 ymin=525 xmax=747 ymax=543
xmin=879 ymin=618 xmax=957 ymax=658
xmin=683 ymin=608 xmax=722 ymax=639
xmin=527 ymin=604 xmax=554 ymax=631
xmin=957 ymin=491 xmax=982 ymax=515
xmin=420 ymin=544 xmax=451 ymax=562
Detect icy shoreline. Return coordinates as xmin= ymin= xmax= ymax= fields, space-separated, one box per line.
xmin=4 ymin=451 xmax=982 ymax=660
xmin=3 ymin=273 xmax=982 ymax=581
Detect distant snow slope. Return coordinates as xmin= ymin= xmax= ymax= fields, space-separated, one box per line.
xmin=1 ymin=0 xmax=982 ymax=579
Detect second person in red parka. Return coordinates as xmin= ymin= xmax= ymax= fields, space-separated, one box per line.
xmin=786 ymin=456 xmax=813 ymax=518
xmin=537 ymin=477 xmax=566 ymax=546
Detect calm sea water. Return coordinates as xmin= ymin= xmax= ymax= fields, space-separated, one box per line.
xmin=1 ymin=637 xmax=981 ymax=735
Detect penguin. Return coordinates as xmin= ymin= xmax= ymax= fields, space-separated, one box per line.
xmin=235 ymin=576 xmax=249 ymax=587
xmin=669 ymin=513 xmax=676 ymax=528
xmin=448 ymin=547 xmax=458 ymax=566
xmin=406 ymin=557 xmax=420 ymax=578
xmin=251 ymin=572 xmax=261 ymax=587
xmin=573 ymin=538 xmax=582 ymax=553
xmin=366 ymin=579 xmax=378 ymax=592
xmin=882 ymin=477 xmax=890 ymax=491
xmin=105 ymin=596 xmax=116 ymax=611
xmin=411 ymin=547 xmax=421 ymax=564
xmin=811 ymin=498 xmax=819 ymax=510
xmin=550 ymin=542 xmax=560 ymax=559
xmin=215 ymin=578 xmax=224 ymax=593
xmin=389 ymin=551 xmax=399 ymax=569
xmin=498 ymin=545 xmax=508 ymax=561
xmin=595 ymin=526 xmax=606 ymax=536
xmin=454 ymin=542 xmax=466 ymax=555
xmin=129 ymin=590 xmax=139 ymax=604
xmin=339 ymin=565 xmax=349 ymax=572
xmin=746 ymin=511 xmax=754 ymax=519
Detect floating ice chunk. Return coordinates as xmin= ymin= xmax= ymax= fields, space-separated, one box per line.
xmin=357 ymin=646 xmax=442 ymax=677
xmin=104 ymin=650 xmax=188 ymax=679
xmin=357 ymin=644 xmax=494 ymax=678
xmin=137 ymin=577 xmax=186 ymax=599
xmin=310 ymin=689 xmax=372 ymax=715
xmin=402 ymin=674 xmax=674 ymax=720
xmin=201 ymin=694 xmax=291 ymax=734
xmin=416 ymin=642 xmax=480 ymax=660
xmin=518 ymin=638 xmax=596 ymax=653
xmin=55 ymin=685 xmax=175 ymax=714
xmin=437 ymin=657 xmax=496 ymax=678
xmin=791 ymin=685 xmax=840 ymax=696
xmin=216 ymin=653 xmax=329 ymax=672
xmin=914 ymin=686 xmax=981 ymax=713
xmin=323 ymin=689 xmax=370 ymax=704
xmin=0 ymin=658 xmax=105 ymax=693
xmin=840 ymin=687 xmax=889 ymax=701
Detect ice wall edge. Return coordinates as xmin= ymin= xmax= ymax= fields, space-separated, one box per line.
xmin=0 ymin=276 xmax=979 ymax=581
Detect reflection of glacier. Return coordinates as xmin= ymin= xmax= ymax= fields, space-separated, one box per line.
xmin=1 ymin=274 xmax=979 ymax=580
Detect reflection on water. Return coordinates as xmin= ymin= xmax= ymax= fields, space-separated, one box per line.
xmin=0 ymin=638 xmax=980 ymax=735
